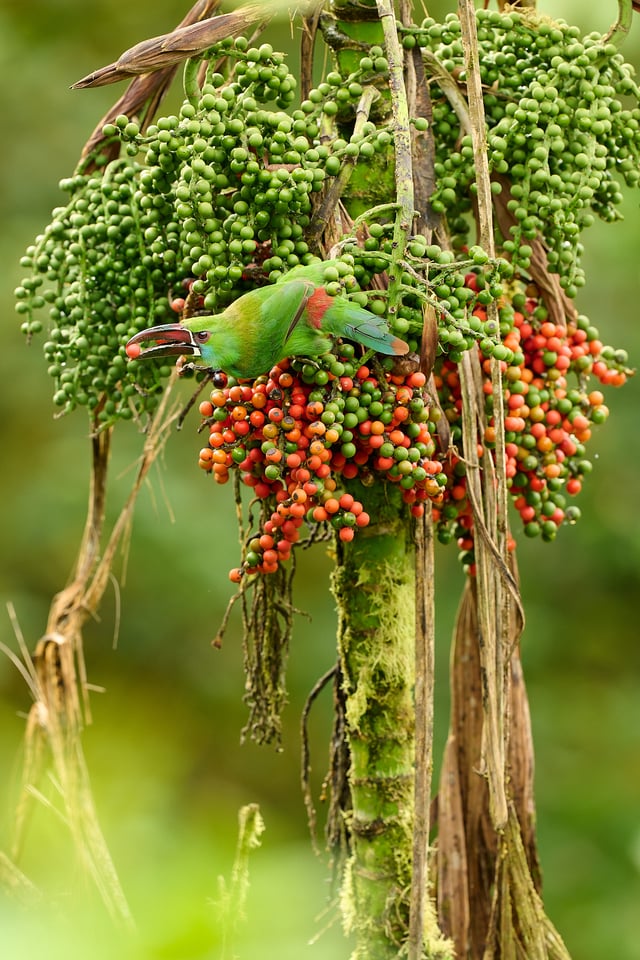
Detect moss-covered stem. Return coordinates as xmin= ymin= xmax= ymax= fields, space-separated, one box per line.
xmin=332 ymin=484 xmax=415 ymax=958
xmin=333 ymin=481 xmax=451 ymax=959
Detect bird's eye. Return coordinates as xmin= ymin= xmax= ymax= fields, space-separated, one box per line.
xmin=195 ymin=331 xmax=210 ymax=343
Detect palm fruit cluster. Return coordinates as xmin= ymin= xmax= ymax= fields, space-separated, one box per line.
xmin=432 ymin=275 xmax=630 ymax=571
xmin=414 ymin=9 xmax=640 ymax=296
xmin=196 ymin=350 xmax=440 ymax=579
xmin=15 ymin=10 xmax=635 ymax=574
xmin=16 ymin=34 xmax=505 ymax=424
xmin=15 ymin=161 xmax=182 ymax=421
xmin=195 ymin=266 xmax=629 ymax=579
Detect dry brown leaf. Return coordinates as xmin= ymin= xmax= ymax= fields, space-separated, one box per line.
xmin=436 ymin=735 xmax=470 ymax=953
xmin=72 ymin=3 xmax=265 ymax=88
xmin=77 ymin=0 xmax=222 ymax=169
xmin=420 ymin=302 xmax=438 ymax=381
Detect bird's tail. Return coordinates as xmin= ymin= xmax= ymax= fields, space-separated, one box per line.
xmin=324 ymin=300 xmax=409 ymax=356
xmin=344 ymin=317 xmax=409 ymax=355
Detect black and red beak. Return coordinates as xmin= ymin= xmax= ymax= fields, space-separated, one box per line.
xmin=125 ymin=323 xmax=200 ymax=360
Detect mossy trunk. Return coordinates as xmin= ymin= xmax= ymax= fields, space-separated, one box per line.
xmin=332 ymin=482 xmax=415 ymax=957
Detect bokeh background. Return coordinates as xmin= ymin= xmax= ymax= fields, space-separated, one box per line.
xmin=1 ymin=1 xmax=638 ymax=958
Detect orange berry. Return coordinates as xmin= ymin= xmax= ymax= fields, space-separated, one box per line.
xmin=210 ymin=390 xmax=227 ymax=407
xmin=571 ymin=413 xmax=590 ymax=433
xmin=308 ymin=420 xmax=326 ymax=436
xmin=504 ymin=416 xmax=525 ymax=432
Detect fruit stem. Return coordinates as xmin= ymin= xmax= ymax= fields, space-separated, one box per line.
xmin=604 ymin=0 xmax=633 ymax=47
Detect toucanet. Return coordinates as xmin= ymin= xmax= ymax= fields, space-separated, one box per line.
xmin=126 ymin=260 xmax=409 ymax=378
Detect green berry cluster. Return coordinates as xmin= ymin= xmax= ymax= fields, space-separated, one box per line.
xmin=16 ymin=161 xmax=181 ymax=421
xmin=114 ymin=38 xmax=337 ymax=311
xmin=17 ymin=32 xmax=507 ymax=424
xmin=336 ymin=235 xmax=512 ymax=362
xmin=418 ymin=9 xmax=640 ymax=295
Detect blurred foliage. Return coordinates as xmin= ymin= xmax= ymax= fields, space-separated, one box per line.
xmin=0 ymin=1 xmax=639 ymax=958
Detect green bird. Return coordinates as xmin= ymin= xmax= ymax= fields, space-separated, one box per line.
xmin=125 ymin=261 xmax=409 ymax=379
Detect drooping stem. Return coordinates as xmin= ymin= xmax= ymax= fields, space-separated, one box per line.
xmin=604 ymin=0 xmax=633 ymax=46
xmin=408 ymin=509 xmax=437 ymax=960
xmin=376 ymin=0 xmax=414 ymax=317
xmin=458 ymin=0 xmax=510 ymax=830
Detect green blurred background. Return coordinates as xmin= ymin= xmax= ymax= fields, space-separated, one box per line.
xmin=0 ymin=1 xmax=638 ymax=957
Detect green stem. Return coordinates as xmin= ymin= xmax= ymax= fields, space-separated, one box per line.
xmin=376 ymin=0 xmax=414 ymax=319
xmin=332 ymin=484 xmax=415 ymax=959
xmin=183 ymin=57 xmax=201 ymax=107
xmin=604 ymin=0 xmax=633 ymax=47
xmin=309 ymin=85 xmax=379 ymax=247
xmin=333 ymin=482 xmax=451 ymax=959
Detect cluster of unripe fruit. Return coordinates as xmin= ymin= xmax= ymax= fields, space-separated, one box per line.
xmin=16 ymin=31 xmax=501 ymax=423
xmin=422 ymin=9 xmax=640 ymax=294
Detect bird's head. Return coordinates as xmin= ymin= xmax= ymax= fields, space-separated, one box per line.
xmin=125 ymin=316 xmax=213 ymax=362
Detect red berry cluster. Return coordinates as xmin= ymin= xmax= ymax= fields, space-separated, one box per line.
xmin=432 ymin=280 xmax=629 ymax=569
xmin=196 ymin=355 xmax=445 ymax=578
xmin=190 ymin=272 xmax=629 ymax=580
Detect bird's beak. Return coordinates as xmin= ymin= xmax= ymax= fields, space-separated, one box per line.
xmin=125 ymin=323 xmax=200 ymax=359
